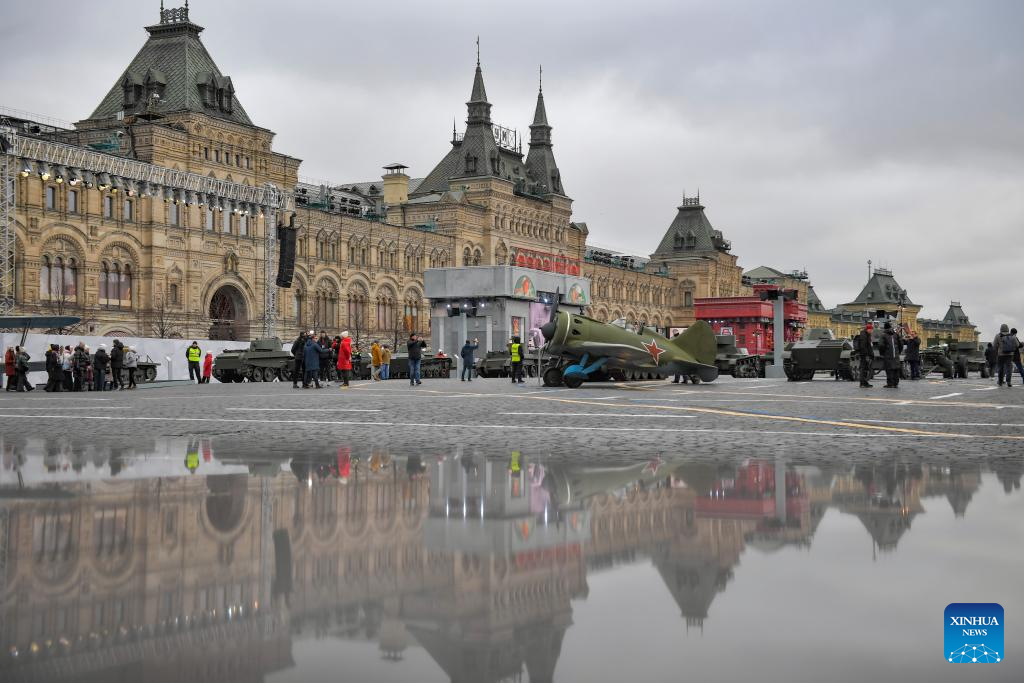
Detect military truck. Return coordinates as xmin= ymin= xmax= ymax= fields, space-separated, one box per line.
xmin=783 ymin=328 xmax=856 ymax=381
xmin=715 ymin=335 xmax=761 ymax=379
xmin=950 ymin=341 xmax=990 ymax=378
xmin=212 ymin=337 xmax=294 ymax=382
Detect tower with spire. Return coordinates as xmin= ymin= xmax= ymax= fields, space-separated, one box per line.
xmin=406 ymin=41 xmax=580 ymax=267
xmin=525 ymin=65 xmax=564 ymax=196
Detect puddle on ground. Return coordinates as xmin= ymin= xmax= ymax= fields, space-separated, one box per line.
xmin=1 ymin=436 xmax=1022 ymax=682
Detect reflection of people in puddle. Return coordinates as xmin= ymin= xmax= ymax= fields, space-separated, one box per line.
xmin=337 ymin=446 xmax=351 ymax=483
xmin=528 ymin=462 xmax=551 ymax=516
xmin=185 ymin=438 xmax=200 ymax=473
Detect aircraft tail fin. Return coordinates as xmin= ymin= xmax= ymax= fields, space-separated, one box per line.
xmin=668 ymin=320 xmax=718 ymax=367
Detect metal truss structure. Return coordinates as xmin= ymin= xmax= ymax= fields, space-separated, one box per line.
xmin=0 ymin=128 xmax=15 ymax=315
xmin=1 ymin=130 xmax=290 ymax=332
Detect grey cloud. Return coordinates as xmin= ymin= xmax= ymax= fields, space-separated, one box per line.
xmin=4 ymin=0 xmax=1022 ymax=337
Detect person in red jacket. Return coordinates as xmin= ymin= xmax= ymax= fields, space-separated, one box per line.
xmin=4 ymin=347 xmax=16 ymax=392
xmin=336 ymin=331 xmax=353 ymax=389
xmin=202 ymin=352 xmax=214 ymax=384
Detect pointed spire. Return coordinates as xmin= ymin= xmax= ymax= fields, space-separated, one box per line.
xmin=466 ymin=38 xmax=491 ymax=125
xmin=469 ymin=38 xmax=488 ymax=104
xmin=532 ymin=66 xmax=549 ymax=128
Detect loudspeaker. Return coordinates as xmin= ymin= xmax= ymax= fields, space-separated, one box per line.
xmin=276 ymin=214 xmax=296 ymax=288
xmin=272 ymin=528 xmax=293 ymax=595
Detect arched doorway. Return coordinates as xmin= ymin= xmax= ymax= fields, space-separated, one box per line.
xmin=209 ymin=284 xmax=249 ymax=340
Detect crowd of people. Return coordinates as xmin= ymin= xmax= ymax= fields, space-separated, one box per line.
xmin=3 ymin=339 xmax=143 ymax=392
xmin=288 ymin=329 xmax=417 ymax=389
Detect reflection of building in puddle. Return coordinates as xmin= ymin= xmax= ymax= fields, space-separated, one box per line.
xmin=0 ymin=446 xmax=1003 ymax=682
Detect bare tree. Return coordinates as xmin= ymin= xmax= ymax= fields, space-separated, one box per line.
xmin=41 ymin=291 xmax=97 ymax=336
xmin=149 ymin=297 xmax=181 ymax=339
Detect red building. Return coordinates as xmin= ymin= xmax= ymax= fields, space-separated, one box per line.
xmin=694 ymin=284 xmax=807 ymax=356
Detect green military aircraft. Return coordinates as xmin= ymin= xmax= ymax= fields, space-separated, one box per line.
xmin=539 ymin=294 xmax=719 ymax=388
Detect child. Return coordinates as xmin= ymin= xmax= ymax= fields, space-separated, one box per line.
xmin=202 ymin=352 xmax=214 ymax=384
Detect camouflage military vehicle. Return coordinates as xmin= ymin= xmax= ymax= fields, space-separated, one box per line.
xmin=950 ymin=341 xmax=990 ymax=378
xmin=353 ymin=352 xmax=453 ymax=380
xmin=715 ymin=335 xmax=761 ymax=379
xmin=783 ymin=328 xmax=856 ymax=381
xmin=475 ymin=349 xmax=544 ymax=378
xmin=919 ymin=345 xmax=955 ymax=378
xmin=212 ymin=337 xmax=294 ymax=382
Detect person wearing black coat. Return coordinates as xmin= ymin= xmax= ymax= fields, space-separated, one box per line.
xmin=880 ymin=322 xmax=904 ymax=388
xmin=93 ymin=345 xmax=110 ymax=391
xmin=72 ymin=343 xmax=90 ymax=391
xmin=291 ymin=331 xmax=308 ymax=389
xmin=904 ymin=332 xmax=922 ymax=380
xmin=854 ymin=323 xmax=876 ymax=388
xmin=109 ymin=340 xmax=124 ymax=390
xmin=15 ymin=347 xmax=33 ymax=392
xmin=44 ymin=344 xmax=63 ymax=392
xmin=407 ymin=334 xmax=427 ymax=386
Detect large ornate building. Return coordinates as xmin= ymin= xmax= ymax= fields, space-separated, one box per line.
xmin=805 ymin=267 xmax=977 ymax=343
xmin=1 ymin=5 xmax=745 ymax=342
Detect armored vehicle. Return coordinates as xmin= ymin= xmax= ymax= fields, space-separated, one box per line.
xmin=475 ymin=350 xmax=544 ymax=378
xmin=212 ymin=337 xmax=294 ymax=382
xmin=783 ymin=328 xmax=856 ymax=381
xmin=353 ymin=352 xmax=453 ymax=380
xmin=715 ymin=335 xmax=761 ymax=379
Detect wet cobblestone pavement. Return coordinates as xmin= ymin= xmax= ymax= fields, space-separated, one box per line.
xmin=1 ymin=375 xmax=1022 ymax=681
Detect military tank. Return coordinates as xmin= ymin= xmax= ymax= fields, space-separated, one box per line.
xmin=783 ymin=328 xmax=856 ymax=381
xmin=352 ymin=352 xmax=453 ymax=380
xmin=212 ymin=337 xmax=294 ymax=382
xmin=475 ymin=349 xmax=544 ymax=378
xmin=715 ymin=335 xmax=761 ymax=379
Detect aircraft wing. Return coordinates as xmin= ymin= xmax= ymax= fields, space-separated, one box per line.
xmin=573 ymin=341 xmax=654 ymax=363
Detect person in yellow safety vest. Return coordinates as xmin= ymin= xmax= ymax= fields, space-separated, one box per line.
xmin=509 ymin=336 xmax=525 ymax=384
xmin=186 ymin=341 xmax=202 ymax=383
xmin=185 ymin=439 xmax=200 ymax=473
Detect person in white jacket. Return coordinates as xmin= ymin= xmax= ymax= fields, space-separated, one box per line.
xmin=124 ymin=346 xmax=140 ymax=389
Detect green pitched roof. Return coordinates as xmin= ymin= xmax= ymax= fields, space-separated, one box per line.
xmin=87 ymin=8 xmax=252 ymax=126
xmin=842 ymin=269 xmax=915 ymax=307
xmin=651 ymin=198 xmax=732 ymax=259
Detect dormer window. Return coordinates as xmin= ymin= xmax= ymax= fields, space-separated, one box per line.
xmin=465 ymin=154 xmax=478 ymax=174
xmin=685 ymin=230 xmax=696 ymax=248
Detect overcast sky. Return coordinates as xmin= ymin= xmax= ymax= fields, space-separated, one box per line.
xmin=3 ymin=0 xmax=1022 ymax=338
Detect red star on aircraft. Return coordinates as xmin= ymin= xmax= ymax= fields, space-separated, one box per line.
xmin=642 ymin=457 xmax=664 ymax=476
xmin=642 ymin=339 xmax=666 ymax=364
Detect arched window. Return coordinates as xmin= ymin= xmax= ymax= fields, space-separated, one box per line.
xmin=120 ymin=264 xmax=132 ymax=307
xmin=169 ymin=283 xmax=179 ymax=305
xmin=404 ymin=297 xmax=421 ymax=334
xmin=294 ymin=289 xmax=304 ymax=326
xmin=472 ymin=249 xmax=482 ymax=266
xmin=376 ymin=290 xmax=396 ymax=331
xmin=463 ymin=247 xmax=471 ymax=266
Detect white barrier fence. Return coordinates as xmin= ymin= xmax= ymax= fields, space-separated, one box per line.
xmin=1 ymin=333 xmax=261 ymax=385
